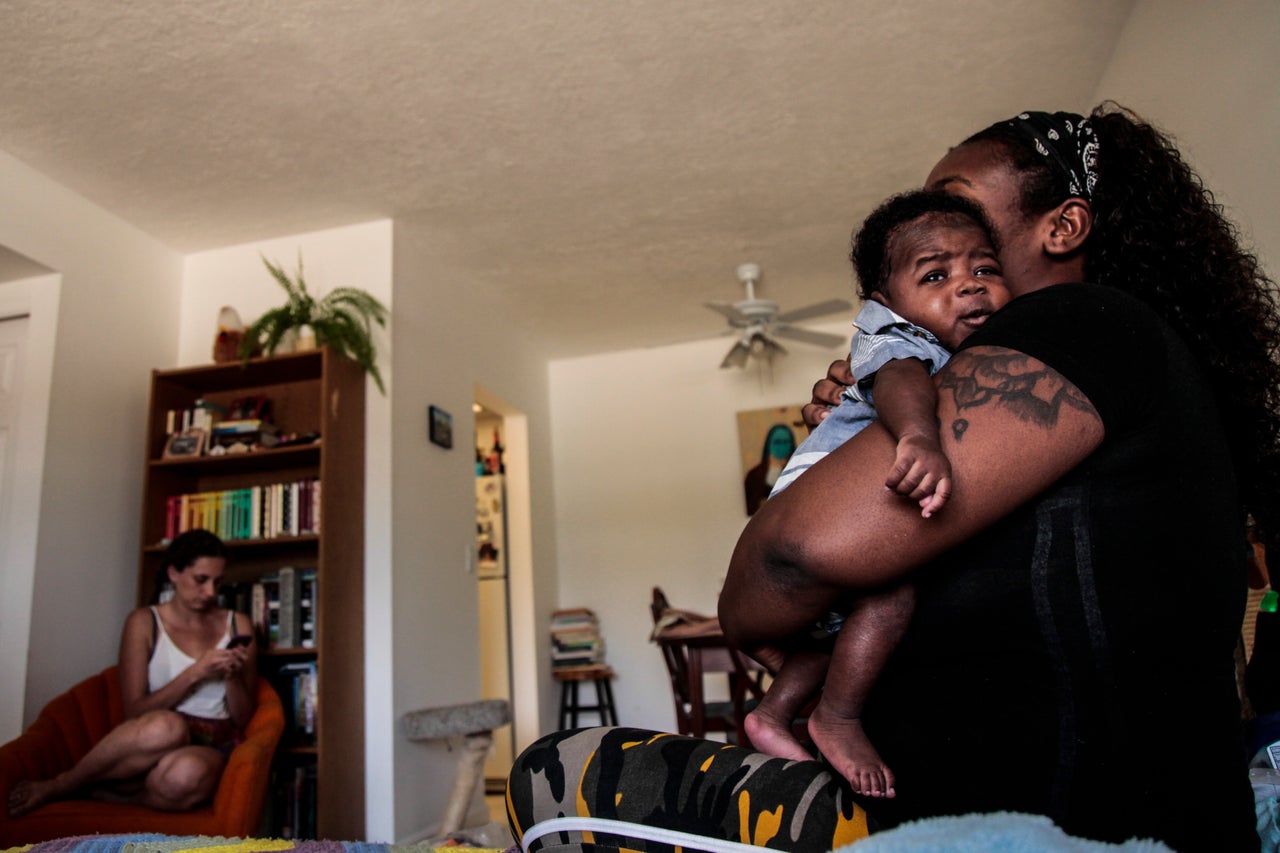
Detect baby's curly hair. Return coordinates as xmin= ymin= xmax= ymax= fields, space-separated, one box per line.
xmin=966 ymin=102 xmax=1280 ymax=542
xmin=850 ymin=190 xmax=997 ymax=301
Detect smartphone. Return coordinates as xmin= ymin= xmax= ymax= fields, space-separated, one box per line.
xmin=227 ymin=634 xmax=253 ymax=649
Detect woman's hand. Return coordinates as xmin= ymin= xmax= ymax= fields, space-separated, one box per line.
xmin=802 ymin=359 xmax=854 ymax=430
xmin=224 ymin=614 xmax=259 ymax=728
xmin=220 ymin=644 xmax=252 ymax=677
xmin=195 ymin=646 xmax=244 ymax=680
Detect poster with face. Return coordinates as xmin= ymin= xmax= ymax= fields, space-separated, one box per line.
xmin=736 ymin=405 xmax=805 ymax=515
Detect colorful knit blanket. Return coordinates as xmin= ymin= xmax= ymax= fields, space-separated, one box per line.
xmin=1 ymin=835 xmax=512 ymax=853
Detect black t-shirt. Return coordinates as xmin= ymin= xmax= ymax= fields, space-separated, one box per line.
xmin=860 ymin=283 xmax=1257 ymax=851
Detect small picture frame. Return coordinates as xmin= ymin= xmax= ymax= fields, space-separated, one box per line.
xmin=163 ymin=429 xmax=207 ymax=459
xmin=428 ymin=405 xmax=453 ymax=449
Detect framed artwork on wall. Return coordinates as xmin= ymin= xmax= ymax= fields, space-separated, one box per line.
xmin=736 ymin=405 xmax=805 ymax=516
xmin=428 ymin=405 xmax=453 ymax=449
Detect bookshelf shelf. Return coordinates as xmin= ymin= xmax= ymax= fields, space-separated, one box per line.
xmin=148 ymin=443 xmax=322 ymax=475
xmin=143 ymin=534 xmax=321 ymax=554
xmin=261 ymin=646 xmax=320 ymax=658
xmin=137 ymin=348 xmax=364 ymax=840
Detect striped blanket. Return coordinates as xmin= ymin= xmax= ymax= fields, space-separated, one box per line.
xmin=1 ymin=835 xmax=512 ymax=853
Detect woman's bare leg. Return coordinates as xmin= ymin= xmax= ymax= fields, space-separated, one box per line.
xmin=744 ymin=649 xmax=828 ymax=761
xmin=807 ymin=583 xmax=915 ymax=798
xmin=7 ymin=710 xmax=189 ymax=816
xmin=139 ymin=745 xmax=226 ymax=811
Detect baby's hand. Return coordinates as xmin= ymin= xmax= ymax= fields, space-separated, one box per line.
xmin=885 ymin=434 xmax=952 ymax=518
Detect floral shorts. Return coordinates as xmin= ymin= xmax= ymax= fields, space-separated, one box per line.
xmin=181 ymin=714 xmax=242 ymax=755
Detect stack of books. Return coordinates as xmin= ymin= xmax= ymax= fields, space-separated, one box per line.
xmin=210 ymin=418 xmax=280 ymax=451
xmin=551 ymin=607 xmax=605 ymax=670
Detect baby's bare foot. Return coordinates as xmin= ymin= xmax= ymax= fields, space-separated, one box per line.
xmin=7 ymin=777 xmax=62 ymax=817
xmin=743 ymin=707 xmax=813 ymax=762
xmin=807 ymin=704 xmax=896 ymax=798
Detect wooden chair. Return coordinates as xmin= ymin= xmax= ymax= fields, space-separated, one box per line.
xmin=0 ymin=665 xmax=285 ymax=846
xmin=649 ymin=587 xmax=764 ymax=745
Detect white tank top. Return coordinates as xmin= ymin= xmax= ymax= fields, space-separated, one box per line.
xmin=148 ymin=606 xmax=232 ymax=719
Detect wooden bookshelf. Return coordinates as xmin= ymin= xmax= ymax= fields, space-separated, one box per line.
xmin=137 ymin=348 xmax=365 ymax=839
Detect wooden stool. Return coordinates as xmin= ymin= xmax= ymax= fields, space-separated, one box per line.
xmin=553 ymin=664 xmax=618 ymax=729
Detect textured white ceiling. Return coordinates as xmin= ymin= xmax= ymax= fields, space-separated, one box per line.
xmin=0 ymin=1 xmax=1134 ymax=357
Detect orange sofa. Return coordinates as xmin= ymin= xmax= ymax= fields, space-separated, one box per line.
xmin=0 ymin=665 xmax=285 ymax=846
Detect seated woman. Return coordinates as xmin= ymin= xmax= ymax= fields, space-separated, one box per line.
xmin=7 ymin=529 xmax=257 ymax=815
xmin=509 ymin=105 xmax=1277 ymax=853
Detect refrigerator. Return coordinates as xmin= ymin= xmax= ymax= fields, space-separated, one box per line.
xmin=475 ymin=474 xmax=513 ymax=786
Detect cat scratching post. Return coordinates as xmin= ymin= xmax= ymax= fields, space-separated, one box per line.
xmin=402 ymin=698 xmax=510 ymax=837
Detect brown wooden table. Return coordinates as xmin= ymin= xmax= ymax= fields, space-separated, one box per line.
xmin=652 ymin=617 xmax=765 ymax=743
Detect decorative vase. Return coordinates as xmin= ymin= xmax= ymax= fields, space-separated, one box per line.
xmin=273 ymin=328 xmax=298 ymax=355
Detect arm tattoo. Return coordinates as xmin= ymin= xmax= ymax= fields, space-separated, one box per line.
xmin=938 ymin=349 xmax=1095 ymax=441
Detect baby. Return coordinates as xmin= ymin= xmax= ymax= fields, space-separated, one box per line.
xmin=743 ymin=189 xmax=1011 ymax=798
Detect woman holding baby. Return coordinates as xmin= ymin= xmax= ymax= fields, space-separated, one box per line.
xmin=509 ymin=104 xmax=1279 ymax=852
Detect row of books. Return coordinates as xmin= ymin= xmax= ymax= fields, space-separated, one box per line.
xmin=266 ymin=762 xmax=317 ymax=840
xmin=271 ymin=659 xmax=319 ymax=743
xmin=165 ymin=399 xmax=226 ymax=436
xmin=260 ymin=567 xmax=317 ymax=650
xmin=219 ymin=567 xmax=317 ymax=650
xmin=164 ymin=478 xmax=321 ymax=543
xmin=551 ymin=607 xmax=605 ymax=669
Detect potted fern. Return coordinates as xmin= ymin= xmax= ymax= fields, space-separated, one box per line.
xmin=240 ymin=253 xmax=388 ymax=393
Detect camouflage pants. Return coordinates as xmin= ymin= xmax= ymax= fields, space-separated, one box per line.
xmin=506 ymin=727 xmax=870 ymax=852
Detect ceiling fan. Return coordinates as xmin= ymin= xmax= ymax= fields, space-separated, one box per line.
xmin=706 ymin=263 xmax=852 ymax=369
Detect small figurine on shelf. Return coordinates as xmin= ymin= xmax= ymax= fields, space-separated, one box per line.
xmin=487 ymin=428 xmax=505 ymax=475
xmin=213 ymin=306 xmax=253 ymax=363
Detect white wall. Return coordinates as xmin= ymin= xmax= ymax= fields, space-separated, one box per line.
xmin=549 ymin=328 xmax=851 ymax=732
xmin=386 ymin=216 xmax=562 ymax=842
xmin=0 ymin=273 xmax=59 ymax=742
xmin=0 ymin=149 xmax=182 ymax=727
xmin=180 ymin=221 xmax=395 ymax=840
xmin=1092 ymin=0 xmax=1279 ymax=275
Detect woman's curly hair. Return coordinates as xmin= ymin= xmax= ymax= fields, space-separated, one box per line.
xmin=155 ymin=528 xmax=229 ymax=603
xmin=966 ymin=102 xmax=1280 ymax=541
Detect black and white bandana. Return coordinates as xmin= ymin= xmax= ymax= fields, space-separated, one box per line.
xmin=1002 ymin=111 xmax=1100 ymax=200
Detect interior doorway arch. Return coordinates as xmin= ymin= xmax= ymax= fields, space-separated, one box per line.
xmin=472 ymin=385 xmax=538 ymax=781
xmin=0 ymin=270 xmax=59 ymax=741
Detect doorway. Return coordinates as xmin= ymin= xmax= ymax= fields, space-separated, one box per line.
xmin=0 ymin=269 xmax=59 ymax=742
xmin=0 ymin=317 xmax=32 ymax=660
xmin=474 ymin=403 xmax=513 ymax=788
